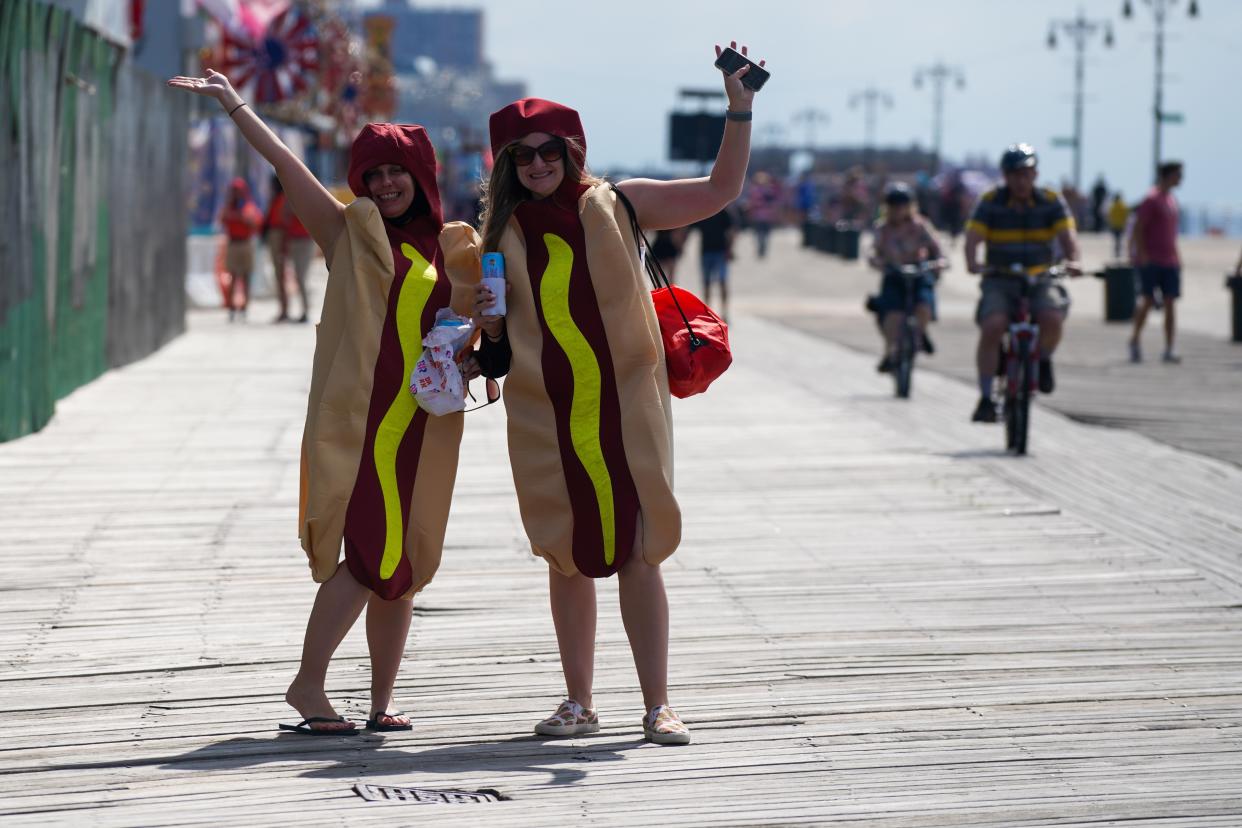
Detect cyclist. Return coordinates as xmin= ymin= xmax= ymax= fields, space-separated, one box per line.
xmin=964 ymin=144 xmax=1082 ymax=423
xmin=868 ymin=183 xmax=944 ymax=373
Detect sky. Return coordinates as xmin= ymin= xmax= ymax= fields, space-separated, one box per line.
xmin=362 ymin=0 xmax=1241 ymax=209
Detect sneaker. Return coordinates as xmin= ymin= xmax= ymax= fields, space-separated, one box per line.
xmin=1129 ymin=341 xmax=1142 ymax=363
xmin=921 ymin=331 xmax=935 ymax=355
xmin=971 ymin=396 xmax=998 ymax=423
xmin=876 ymin=355 xmax=894 ymax=374
xmin=1038 ymin=358 xmax=1054 ymax=394
xmin=534 ymin=699 xmax=599 ymax=737
xmin=1162 ymin=351 xmax=1181 ymax=364
xmin=642 ymin=705 xmax=691 ymax=745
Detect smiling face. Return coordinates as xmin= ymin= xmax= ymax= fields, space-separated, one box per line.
xmin=364 ymin=164 xmax=416 ymax=217
xmin=513 ymin=132 xmax=565 ymax=199
xmin=1004 ymin=166 xmax=1037 ymax=201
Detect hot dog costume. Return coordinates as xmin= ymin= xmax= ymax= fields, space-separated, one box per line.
xmin=440 ymin=99 xmax=681 ymax=578
xmin=299 ymin=124 xmax=471 ymax=600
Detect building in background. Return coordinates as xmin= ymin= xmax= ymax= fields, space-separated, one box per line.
xmin=365 ymin=0 xmax=526 ymax=221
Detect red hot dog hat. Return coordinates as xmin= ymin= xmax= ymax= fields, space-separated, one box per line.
xmin=489 ymin=98 xmax=587 ymax=168
xmin=346 ymin=123 xmax=442 ymax=228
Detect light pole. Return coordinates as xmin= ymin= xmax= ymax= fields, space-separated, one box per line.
xmin=1047 ymin=9 xmax=1114 ymax=190
xmin=913 ymin=61 xmax=965 ymax=172
xmin=792 ymin=108 xmax=830 ymax=153
xmin=849 ymin=86 xmax=893 ymax=169
xmin=1122 ymin=0 xmax=1200 ymax=177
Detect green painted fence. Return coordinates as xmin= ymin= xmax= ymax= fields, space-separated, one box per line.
xmin=0 ymin=0 xmax=188 ymax=441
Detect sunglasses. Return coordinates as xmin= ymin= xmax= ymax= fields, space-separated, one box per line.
xmin=464 ymin=376 xmax=502 ymax=413
xmin=508 ymin=139 xmax=565 ymax=167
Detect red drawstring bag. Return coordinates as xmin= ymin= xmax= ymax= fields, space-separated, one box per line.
xmin=650 ymin=285 xmax=732 ymax=398
xmin=613 ymin=185 xmax=732 ymax=398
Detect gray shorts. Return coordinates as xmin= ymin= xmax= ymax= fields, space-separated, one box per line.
xmin=976 ymin=276 xmax=1070 ymax=324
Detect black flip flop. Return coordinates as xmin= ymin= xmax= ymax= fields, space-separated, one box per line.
xmin=366 ymin=711 xmax=413 ymax=732
xmin=279 ymin=716 xmax=359 ymax=736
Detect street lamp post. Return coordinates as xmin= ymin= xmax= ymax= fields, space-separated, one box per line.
xmin=1122 ymin=0 xmax=1200 ymax=177
xmin=849 ymin=86 xmax=893 ymax=170
xmin=913 ymin=61 xmax=965 ymax=172
xmin=1047 ymin=8 xmax=1114 ymax=190
xmin=792 ymin=108 xmax=830 ymax=154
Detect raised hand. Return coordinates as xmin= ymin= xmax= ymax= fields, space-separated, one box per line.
xmin=714 ymin=41 xmax=766 ymax=112
xmin=166 ymin=69 xmax=238 ymax=105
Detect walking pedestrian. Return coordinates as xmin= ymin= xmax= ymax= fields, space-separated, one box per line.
xmin=443 ymin=40 xmax=763 ymax=745
xmin=745 ymin=170 xmax=781 ymax=258
xmin=1128 ymin=161 xmax=1184 ymax=363
xmin=650 ymin=227 xmax=689 ymax=283
xmin=1107 ymin=193 xmax=1129 ymax=259
xmin=692 ymin=207 xmax=736 ymax=321
xmin=265 ymin=175 xmax=313 ymax=323
xmin=169 ymin=69 xmax=489 ymax=734
xmin=220 ymin=177 xmax=262 ymax=322
xmin=1091 ymin=176 xmax=1109 ymax=233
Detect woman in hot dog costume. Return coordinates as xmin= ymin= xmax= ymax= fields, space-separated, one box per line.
xmin=169 ymin=70 xmax=480 ymax=735
xmin=442 ymin=42 xmax=763 ymax=744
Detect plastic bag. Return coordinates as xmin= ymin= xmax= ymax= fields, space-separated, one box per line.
xmin=409 ymin=310 xmax=474 ymax=416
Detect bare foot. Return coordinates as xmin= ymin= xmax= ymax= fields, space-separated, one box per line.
xmin=285 ymin=677 xmax=355 ymax=732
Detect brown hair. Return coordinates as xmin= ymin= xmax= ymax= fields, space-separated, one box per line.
xmin=1157 ymin=160 xmax=1183 ymax=181
xmin=479 ymin=135 xmax=603 ymax=253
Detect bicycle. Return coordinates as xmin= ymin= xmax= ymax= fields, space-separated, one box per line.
xmin=989 ymin=264 xmax=1066 ymax=455
xmin=884 ymin=260 xmax=943 ymax=399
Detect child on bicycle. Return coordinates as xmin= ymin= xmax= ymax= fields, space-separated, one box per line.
xmin=868 ymin=183 xmax=944 ymax=373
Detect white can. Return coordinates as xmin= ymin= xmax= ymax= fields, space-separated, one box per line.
xmin=481 ymin=252 xmax=506 ymax=316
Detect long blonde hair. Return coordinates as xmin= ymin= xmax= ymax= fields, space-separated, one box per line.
xmin=479 ymin=135 xmax=602 ymax=253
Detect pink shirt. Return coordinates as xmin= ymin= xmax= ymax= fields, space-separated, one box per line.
xmin=1135 ymin=187 xmax=1179 ymax=267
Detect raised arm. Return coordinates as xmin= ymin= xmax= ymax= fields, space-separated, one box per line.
xmin=167 ymin=70 xmax=346 ymax=260
xmin=616 ymin=42 xmax=763 ymax=231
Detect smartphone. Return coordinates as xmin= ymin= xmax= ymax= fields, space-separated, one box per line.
xmin=714 ymin=47 xmax=770 ymax=92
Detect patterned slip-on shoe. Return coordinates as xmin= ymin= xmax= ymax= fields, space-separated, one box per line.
xmin=642 ymin=705 xmax=691 ymax=745
xmin=534 ymin=699 xmax=600 ymax=737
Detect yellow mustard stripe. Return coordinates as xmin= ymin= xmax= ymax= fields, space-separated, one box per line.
xmin=981 ymin=227 xmax=1061 ymax=244
xmin=538 ymin=233 xmax=616 ymax=567
xmin=375 ymin=243 xmax=437 ymax=580
xmin=965 ymin=220 xmax=989 ymax=236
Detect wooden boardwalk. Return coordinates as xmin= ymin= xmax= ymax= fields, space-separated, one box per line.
xmin=735 ymin=230 xmax=1242 ymax=468
xmin=1 ymin=254 xmax=1241 ymax=826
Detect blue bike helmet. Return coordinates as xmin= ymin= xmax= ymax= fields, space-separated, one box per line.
xmin=1000 ymin=143 xmax=1038 ymax=171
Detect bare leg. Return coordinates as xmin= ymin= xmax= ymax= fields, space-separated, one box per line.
xmin=881 ymin=311 xmax=902 ymax=355
xmin=270 ymin=232 xmax=288 ymax=318
xmin=915 ymin=305 xmax=933 ymax=348
xmin=285 ymin=565 xmax=370 ymax=728
xmin=976 ymin=314 xmax=1007 ymax=378
xmin=549 ymin=568 xmax=596 ymax=708
xmin=1130 ymin=295 xmax=1152 ymax=347
xmin=227 ymin=271 xmax=243 ymax=313
xmin=1038 ymin=309 xmax=1064 ymax=356
xmin=1163 ymin=297 xmax=1177 ymax=354
xmin=366 ymin=594 xmax=413 ymax=721
xmin=618 ymin=551 xmax=670 ymax=711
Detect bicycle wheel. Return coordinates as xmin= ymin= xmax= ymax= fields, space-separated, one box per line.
xmin=894 ymin=320 xmax=915 ymax=398
xmin=1008 ymin=343 xmax=1031 ymax=455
